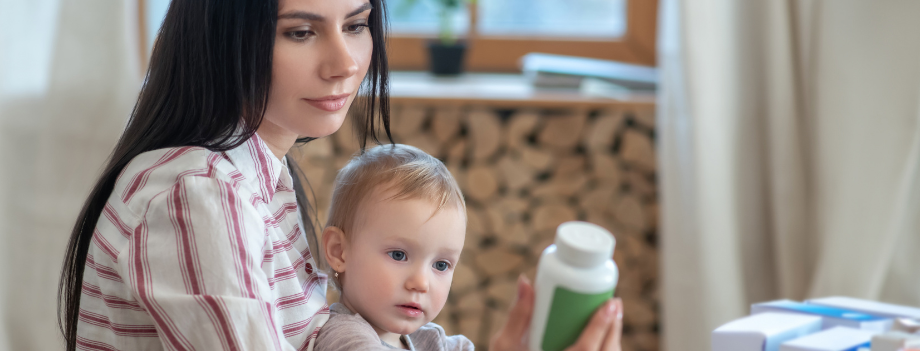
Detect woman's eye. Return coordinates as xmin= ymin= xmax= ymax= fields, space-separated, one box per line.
xmin=346 ymin=24 xmax=368 ymax=34
xmin=286 ymin=30 xmax=312 ymax=41
xmin=388 ymin=251 xmax=406 ymax=261
xmin=433 ymin=261 xmax=450 ymax=272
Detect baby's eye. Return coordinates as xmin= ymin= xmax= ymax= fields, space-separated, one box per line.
xmin=388 ymin=251 xmax=406 ymax=261
xmin=433 ymin=261 xmax=450 ymax=272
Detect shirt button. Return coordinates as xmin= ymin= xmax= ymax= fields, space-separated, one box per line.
xmin=305 ymin=262 xmax=313 ymax=274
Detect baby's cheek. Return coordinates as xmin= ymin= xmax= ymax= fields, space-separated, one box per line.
xmin=431 ymin=277 xmax=452 ymax=312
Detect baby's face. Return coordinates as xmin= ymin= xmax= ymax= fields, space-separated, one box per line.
xmin=339 ymin=192 xmax=466 ymax=337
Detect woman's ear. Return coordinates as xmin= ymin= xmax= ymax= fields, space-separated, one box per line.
xmin=322 ymin=226 xmax=348 ymax=273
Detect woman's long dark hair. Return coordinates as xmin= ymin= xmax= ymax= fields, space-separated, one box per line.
xmin=58 ymin=0 xmax=390 ymax=349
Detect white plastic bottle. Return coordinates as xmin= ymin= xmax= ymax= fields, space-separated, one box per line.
xmin=528 ymin=221 xmax=618 ymax=351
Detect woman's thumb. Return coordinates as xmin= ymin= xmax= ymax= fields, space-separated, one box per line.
xmin=502 ymin=274 xmax=535 ymax=338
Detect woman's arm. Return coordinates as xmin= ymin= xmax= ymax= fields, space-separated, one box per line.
xmin=119 ymin=175 xmax=295 ymax=351
xmin=490 ymin=275 xmax=624 ymax=351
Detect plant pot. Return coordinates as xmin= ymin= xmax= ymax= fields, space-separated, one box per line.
xmin=427 ymin=40 xmax=467 ymax=76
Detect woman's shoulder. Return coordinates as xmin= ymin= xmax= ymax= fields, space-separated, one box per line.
xmin=112 ymin=146 xmax=241 ymax=214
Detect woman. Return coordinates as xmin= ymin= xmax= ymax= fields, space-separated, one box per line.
xmin=58 ymin=0 xmax=624 ymax=350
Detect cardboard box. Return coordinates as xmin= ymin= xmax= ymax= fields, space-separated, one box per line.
xmin=712 ymin=312 xmax=822 ymax=351
xmin=779 ymin=326 xmax=874 ymax=351
xmin=752 ymin=300 xmax=892 ymax=332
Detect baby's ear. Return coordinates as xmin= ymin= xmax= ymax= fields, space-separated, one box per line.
xmin=322 ymin=226 xmax=348 ymax=272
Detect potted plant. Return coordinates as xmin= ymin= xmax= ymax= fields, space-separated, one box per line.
xmin=401 ymin=0 xmax=470 ymax=75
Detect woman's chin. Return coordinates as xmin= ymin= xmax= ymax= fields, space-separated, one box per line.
xmin=296 ymin=117 xmax=348 ymax=139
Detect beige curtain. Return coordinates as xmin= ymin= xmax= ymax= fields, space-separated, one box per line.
xmin=0 ymin=0 xmax=141 ymax=349
xmin=658 ymin=0 xmax=920 ymax=350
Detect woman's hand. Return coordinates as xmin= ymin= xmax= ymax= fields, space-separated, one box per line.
xmin=489 ymin=275 xmax=624 ymax=351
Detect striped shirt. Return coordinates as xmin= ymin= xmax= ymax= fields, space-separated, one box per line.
xmin=77 ymin=133 xmax=329 ymax=351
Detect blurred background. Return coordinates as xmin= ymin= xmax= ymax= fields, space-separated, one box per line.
xmin=1 ymin=0 xmax=919 ymax=350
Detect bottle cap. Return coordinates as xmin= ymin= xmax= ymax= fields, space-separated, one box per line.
xmin=554 ymin=221 xmax=616 ymax=268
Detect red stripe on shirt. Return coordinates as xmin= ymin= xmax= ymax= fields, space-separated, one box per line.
xmin=220 ymin=178 xmax=286 ymax=349
xmin=82 ymin=283 xmax=145 ymax=312
xmin=276 ymin=275 xmax=322 ymax=310
xmin=92 ymin=230 xmax=120 ymax=263
xmin=247 ymin=138 xmax=276 ymax=203
xmin=103 ymin=204 xmax=133 ymax=239
xmin=227 ymin=170 xmax=245 ymax=189
xmin=169 ymin=180 xmax=205 ymax=294
xmin=262 ymin=202 xmax=299 ymax=228
xmin=173 ymin=178 xmax=241 ymax=351
xmin=121 ymin=146 xmax=199 ymax=203
xmin=131 ymin=220 xmax=196 ymax=350
xmin=86 ymin=255 xmax=123 ymax=283
xmin=297 ymin=327 xmax=323 ymax=351
xmin=284 ymin=306 xmax=328 ymax=338
xmin=79 ymin=309 xmax=158 ymax=337
xmin=220 ymin=179 xmax=257 ymax=300
xmin=264 ymin=225 xmax=303 ymax=263
xmin=194 ymin=295 xmax=240 ymax=351
xmin=177 ymin=152 xmax=225 ymax=179
xmin=76 ymin=336 xmax=121 ymax=351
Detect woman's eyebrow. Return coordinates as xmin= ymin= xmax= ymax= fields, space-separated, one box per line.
xmin=278 ymin=2 xmax=373 ymax=22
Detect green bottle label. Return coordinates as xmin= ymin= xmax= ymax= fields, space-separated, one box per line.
xmin=541 ymin=286 xmax=615 ymax=351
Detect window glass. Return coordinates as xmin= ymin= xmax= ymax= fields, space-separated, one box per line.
xmin=386 ymin=0 xmax=470 ymax=36
xmin=478 ymin=0 xmax=627 ymax=38
xmin=145 ymin=0 xmax=170 ymax=51
xmin=145 ymin=0 xmax=474 ymax=40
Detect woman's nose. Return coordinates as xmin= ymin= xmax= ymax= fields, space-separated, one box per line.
xmin=319 ymin=33 xmax=360 ymax=81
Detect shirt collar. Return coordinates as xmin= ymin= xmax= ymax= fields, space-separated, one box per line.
xmin=224 ymin=132 xmax=284 ymax=203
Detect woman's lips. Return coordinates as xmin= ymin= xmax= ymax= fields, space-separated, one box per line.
xmin=303 ymin=94 xmax=350 ymax=112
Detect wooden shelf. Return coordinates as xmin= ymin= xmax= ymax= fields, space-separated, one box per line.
xmin=388 ymin=72 xmax=656 ymax=109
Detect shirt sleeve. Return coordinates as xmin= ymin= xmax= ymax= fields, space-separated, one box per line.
xmin=314 ymin=314 xmax=392 ymax=351
xmin=119 ymin=175 xmax=295 ymax=351
xmin=410 ymin=323 xmax=475 ymax=351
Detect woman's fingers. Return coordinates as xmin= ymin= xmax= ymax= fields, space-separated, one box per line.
xmin=601 ymin=299 xmax=624 ymax=351
xmin=505 ymin=275 xmax=535 ymax=337
xmin=489 ymin=274 xmax=535 ymax=351
xmin=565 ymin=298 xmax=618 ymax=351
xmin=490 ymin=279 xmax=624 ymax=351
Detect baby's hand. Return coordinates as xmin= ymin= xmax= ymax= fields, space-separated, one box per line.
xmin=489 ymin=275 xmax=624 ymax=351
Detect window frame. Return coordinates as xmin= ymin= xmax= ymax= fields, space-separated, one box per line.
xmin=386 ymin=0 xmax=658 ymax=72
xmin=138 ymin=0 xmax=149 ymax=70
xmin=137 ymin=0 xmax=658 ymax=72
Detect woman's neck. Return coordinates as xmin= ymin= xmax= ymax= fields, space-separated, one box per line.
xmin=255 ymin=121 xmax=298 ymax=161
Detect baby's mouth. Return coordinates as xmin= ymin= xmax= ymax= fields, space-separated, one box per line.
xmin=396 ymin=303 xmax=424 ymax=317
xmin=398 ymin=304 xmax=421 ymax=311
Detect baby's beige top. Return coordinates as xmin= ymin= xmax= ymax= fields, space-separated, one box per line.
xmin=315 ymin=303 xmax=475 ymax=351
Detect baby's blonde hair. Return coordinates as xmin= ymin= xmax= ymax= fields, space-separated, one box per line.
xmin=325 ymin=144 xmax=466 ymax=289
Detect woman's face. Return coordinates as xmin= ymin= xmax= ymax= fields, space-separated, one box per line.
xmin=262 ymin=0 xmax=373 ymax=142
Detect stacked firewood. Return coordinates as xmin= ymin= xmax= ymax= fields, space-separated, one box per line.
xmin=293 ymin=103 xmax=659 ymax=351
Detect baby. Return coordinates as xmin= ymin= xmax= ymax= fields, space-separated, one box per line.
xmin=315 ymin=144 xmax=473 ymax=351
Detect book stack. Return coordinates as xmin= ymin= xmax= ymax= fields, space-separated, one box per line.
xmin=712 ymin=297 xmax=920 ymax=351
xmin=519 ymin=53 xmax=657 ymax=99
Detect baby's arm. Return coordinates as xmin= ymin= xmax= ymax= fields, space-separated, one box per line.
xmin=315 ymin=313 xmax=393 ymax=351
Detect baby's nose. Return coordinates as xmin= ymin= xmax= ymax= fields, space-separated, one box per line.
xmin=405 ymin=268 xmax=429 ymax=292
